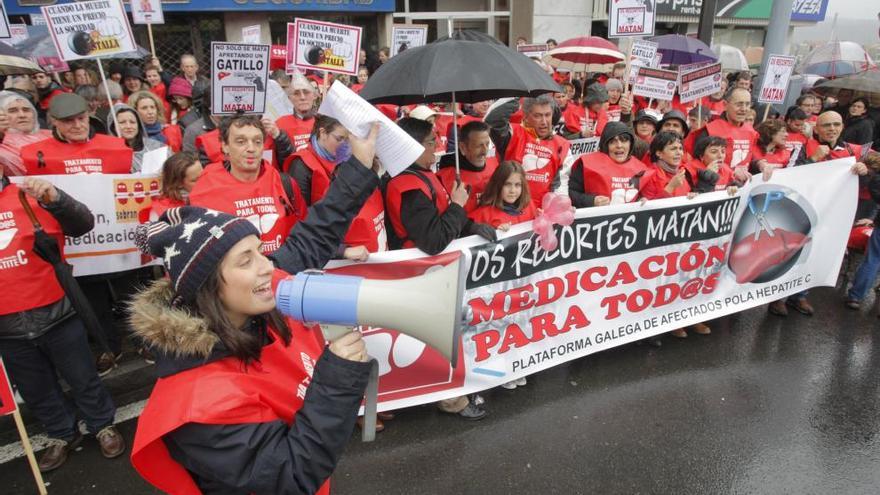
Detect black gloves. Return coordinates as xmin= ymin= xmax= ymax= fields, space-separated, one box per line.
xmin=468 ymin=222 xmax=498 ymax=243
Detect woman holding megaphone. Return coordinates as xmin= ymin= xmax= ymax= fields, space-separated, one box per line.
xmin=128 ymin=124 xmax=382 ymax=494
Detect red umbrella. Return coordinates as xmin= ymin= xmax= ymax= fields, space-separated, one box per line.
xmin=542 ymin=36 xmax=625 ymax=72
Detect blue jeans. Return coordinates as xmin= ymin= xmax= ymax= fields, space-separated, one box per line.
xmin=0 ymin=317 xmax=116 ymax=441
xmin=848 ymin=227 xmax=880 ymax=302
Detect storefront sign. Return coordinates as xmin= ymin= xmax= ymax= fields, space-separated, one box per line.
xmin=654 ymin=0 xmax=828 ymax=21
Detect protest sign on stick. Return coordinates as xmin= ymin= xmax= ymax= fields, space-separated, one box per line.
xmin=517 ymin=43 xmax=549 ymax=59
xmin=678 ymin=62 xmax=722 ymax=103
xmin=627 ymin=39 xmax=658 ymax=86
xmin=758 ymin=55 xmax=797 ymax=105
xmin=211 ymin=42 xmax=270 ymax=115
xmin=0 ymin=2 xmax=11 ymax=39
xmin=391 ymin=24 xmax=427 ymax=56
xmin=632 ymin=66 xmax=678 ymax=101
xmin=609 ymin=0 xmax=657 ymax=38
xmin=130 ymin=0 xmax=164 ymax=54
xmin=41 ymin=0 xmax=136 ymax=61
xmin=1 ymin=358 xmax=47 ymax=495
xmin=287 ymin=19 xmax=362 ymax=76
xmin=242 ymin=25 xmax=261 ymax=44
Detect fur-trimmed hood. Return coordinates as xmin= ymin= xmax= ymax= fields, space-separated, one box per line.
xmin=129 ymin=278 xmax=227 ymax=377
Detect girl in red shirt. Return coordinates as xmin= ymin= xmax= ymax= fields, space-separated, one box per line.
xmin=141 ymin=151 xmax=204 ymax=223
xmin=469 ymin=161 xmax=537 ymax=230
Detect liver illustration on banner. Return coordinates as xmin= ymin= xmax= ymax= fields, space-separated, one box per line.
xmin=728 ymin=187 xmax=815 ymax=284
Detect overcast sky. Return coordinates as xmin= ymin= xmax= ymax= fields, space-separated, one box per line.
xmin=826 ymin=0 xmax=874 ymax=19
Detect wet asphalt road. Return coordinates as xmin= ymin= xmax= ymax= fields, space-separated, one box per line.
xmin=2 ymin=285 xmax=880 ymax=494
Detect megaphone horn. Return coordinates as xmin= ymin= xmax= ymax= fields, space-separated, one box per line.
xmin=275 ymin=258 xmax=463 ymax=366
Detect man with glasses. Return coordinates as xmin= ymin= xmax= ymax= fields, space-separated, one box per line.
xmin=277 ymin=73 xmax=316 ymax=151
xmin=687 ymin=87 xmax=757 ymax=169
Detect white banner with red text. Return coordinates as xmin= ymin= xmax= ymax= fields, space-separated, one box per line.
xmin=325 ymin=159 xmax=856 ymax=412
xmin=10 ymin=173 xmax=161 ymax=276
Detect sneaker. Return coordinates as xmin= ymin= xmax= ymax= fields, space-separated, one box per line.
xmin=768 ymin=300 xmax=789 ymax=317
xmin=96 ymin=353 xmax=118 ymax=377
xmin=669 ymin=328 xmax=688 ymax=338
xmin=514 ymin=376 xmax=527 ymax=387
xmin=38 ymin=433 xmax=82 ymax=472
xmin=455 ymin=403 xmax=487 ymax=421
xmin=500 ymin=380 xmax=517 ymax=390
xmin=844 ymin=299 xmax=861 ymax=310
xmin=95 ymin=425 xmax=125 ymax=459
xmin=787 ymin=298 xmax=814 ymax=316
xmin=469 ymin=394 xmax=485 ymax=407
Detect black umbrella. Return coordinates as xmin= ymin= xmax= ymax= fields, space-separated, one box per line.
xmin=812 ymin=69 xmax=880 ymax=107
xmin=16 ymin=191 xmax=111 ymax=354
xmin=360 ymin=31 xmax=561 ymax=175
xmin=360 ymin=38 xmax=560 ymax=105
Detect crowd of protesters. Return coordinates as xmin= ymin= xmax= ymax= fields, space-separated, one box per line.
xmin=0 ymin=41 xmax=878 ymax=493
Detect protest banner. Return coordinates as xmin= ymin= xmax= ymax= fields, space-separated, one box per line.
xmin=211 ymin=42 xmax=270 ymax=115
xmin=609 ymin=0 xmax=657 ymax=38
xmin=130 ymin=0 xmax=164 ymax=25
xmin=242 ymin=24 xmax=261 ymax=44
xmin=678 ymin=62 xmax=723 ymax=103
xmin=627 ymin=39 xmax=658 ymax=84
xmin=632 ymin=66 xmax=678 ymax=100
xmin=321 ymin=158 xmax=856 ymax=412
xmin=30 ymin=14 xmax=46 ymax=26
xmin=0 ymin=2 xmax=10 ymax=39
xmin=391 ymin=24 xmax=427 ymax=56
xmin=758 ymin=55 xmax=797 ymax=104
xmin=41 ymin=0 xmax=136 ymax=61
xmin=9 ymin=174 xmax=162 ymax=277
xmin=517 ymin=43 xmax=549 ymax=59
xmin=287 ymin=19 xmax=362 ymax=76
xmin=568 ymin=137 xmax=601 ymax=159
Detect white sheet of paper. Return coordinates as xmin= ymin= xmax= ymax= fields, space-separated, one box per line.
xmin=263 ymin=79 xmax=293 ymax=123
xmin=318 ymin=81 xmax=424 ymax=177
xmin=262 ymin=149 xmax=273 ymax=163
xmin=140 ymin=146 xmax=169 ymax=175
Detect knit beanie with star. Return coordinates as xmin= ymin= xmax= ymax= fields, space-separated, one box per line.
xmin=135 ymin=206 xmax=259 ymax=303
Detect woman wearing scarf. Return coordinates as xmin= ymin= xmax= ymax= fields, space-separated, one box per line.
xmin=283 ymin=115 xmax=387 ymax=260
xmin=637 ymin=131 xmax=716 ymax=338
xmin=129 ymin=90 xmax=183 ymax=152
xmin=106 ymin=103 xmax=166 ymax=173
xmin=0 ymin=91 xmax=51 ymax=176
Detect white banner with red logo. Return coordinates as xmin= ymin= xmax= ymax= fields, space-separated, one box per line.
xmin=10 ymin=173 xmax=161 ymax=277
xmin=325 ymin=159 xmax=855 ymax=412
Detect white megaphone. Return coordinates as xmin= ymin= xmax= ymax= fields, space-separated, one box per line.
xmin=275 ymin=258 xmax=463 ymax=366
xmin=274 ymin=258 xmax=464 ymax=441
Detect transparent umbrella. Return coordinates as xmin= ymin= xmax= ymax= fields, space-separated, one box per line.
xmin=711 ymin=44 xmax=749 ymax=72
xmin=798 ymin=41 xmax=876 ymax=79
